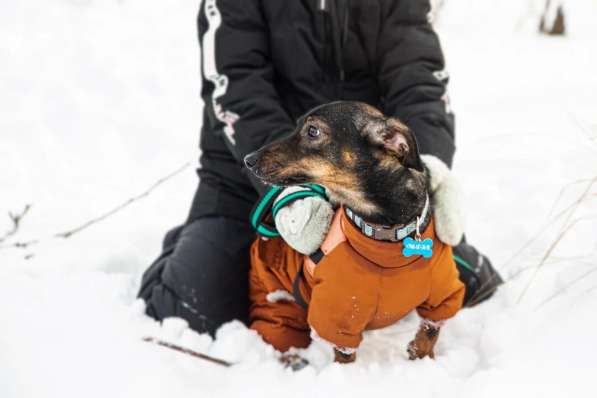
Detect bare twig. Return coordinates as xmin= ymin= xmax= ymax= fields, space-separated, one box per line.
xmin=443 ymin=237 xmax=592 ymax=307
xmin=517 ymin=216 xmax=597 ymax=304
xmin=55 ymin=162 xmax=190 ymax=239
xmin=579 ymin=284 xmax=597 ymax=299
xmin=0 ymin=204 xmax=31 ymax=243
xmin=534 ymin=266 xmax=597 ymax=311
xmin=567 ymin=111 xmax=597 ymax=154
xmin=515 ymin=177 xmax=595 ymax=268
xmin=539 ymin=0 xmax=565 ymax=35
xmin=504 ymin=177 xmax=596 ymax=268
xmin=142 ymin=337 xmax=233 ymax=367
xmin=0 ymin=239 xmax=39 ymax=250
xmin=467 ymin=176 xmax=596 ymax=305
xmin=547 ymin=178 xmax=594 ymax=218
xmin=0 ymin=162 xmax=190 ymax=253
xmin=507 ymin=257 xmax=596 ymax=283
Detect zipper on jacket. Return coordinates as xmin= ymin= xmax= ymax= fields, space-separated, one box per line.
xmin=329 ymin=0 xmax=345 ymax=83
xmin=318 ymin=0 xmax=348 ymax=98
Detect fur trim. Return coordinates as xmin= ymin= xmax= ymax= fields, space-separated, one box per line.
xmin=266 ymin=289 xmax=295 ymax=303
xmin=421 ymin=155 xmax=465 ymax=246
xmin=274 ymin=186 xmax=334 ymax=255
xmin=334 ymin=346 xmax=357 ymax=355
xmin=421 ymin=318 xmax=445 ymax=329
xmin=310 ymin=330 xmax=357 ymax=356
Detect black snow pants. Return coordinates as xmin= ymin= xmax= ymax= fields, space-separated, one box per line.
xmin=138 ymin=185 xmax=502 ymax=337
xmin=137 ymin=206 xmax=255 ymax=336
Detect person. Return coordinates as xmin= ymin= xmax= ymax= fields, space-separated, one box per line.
xmin=137 ymin=0 xmax=502 ymax=337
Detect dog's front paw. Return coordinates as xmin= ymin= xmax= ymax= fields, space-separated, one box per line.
xmin=407 ymin=339 xmax=435 ymax=360
xmin=407 ymin=319 xmax=441 ymax=360
xmin=333 ymin=347 xmax=356 ymax=364
xmin=279 ymin=353 xmax=310 ymax=371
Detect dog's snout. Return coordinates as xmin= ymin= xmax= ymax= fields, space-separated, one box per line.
xmin=244 ymin=152 xmax=259 ymax=169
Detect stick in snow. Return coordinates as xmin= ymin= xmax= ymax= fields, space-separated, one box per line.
xmin=55 ymin=162 xmax=190 ymax=239
xmin=0 ymin=162 xmax=190 ymax=254
xmin=0 ymin=204 xmax=31 ymax=243
xmin=142 ymin=336 xmax=233 ymax=367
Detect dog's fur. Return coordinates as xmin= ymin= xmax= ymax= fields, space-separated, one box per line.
xmin=245 ymin=101 xmax=429 ymax=226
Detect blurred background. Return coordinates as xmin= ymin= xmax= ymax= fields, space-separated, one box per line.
xmin=1 ymin=1 xmax=596 ymax=397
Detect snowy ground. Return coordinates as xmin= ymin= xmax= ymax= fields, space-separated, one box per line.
xmin=1 ymin=1 xmax=596 ymax=397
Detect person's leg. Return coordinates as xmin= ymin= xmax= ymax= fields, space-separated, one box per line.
xmin=138 ymin=217 xmax=255 ymax=336
xmin=452 ymin=239 xmax=503 ymax=307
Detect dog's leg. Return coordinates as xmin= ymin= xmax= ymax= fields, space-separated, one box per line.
xmin=407 ymin=319 xmax=442 ymax=360
xmin=280 ymin=353 xmax=310 ymax=371
xmin=334 ymin=347 xmax=357 ymax=364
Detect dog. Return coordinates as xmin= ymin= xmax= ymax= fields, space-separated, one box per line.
xmin=244 ymin=101 xmax=464 ymax=366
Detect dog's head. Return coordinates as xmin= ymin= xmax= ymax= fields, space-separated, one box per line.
xmin=244 ymin=101 xmax=426 ymax=221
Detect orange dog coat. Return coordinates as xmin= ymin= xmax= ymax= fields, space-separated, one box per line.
xmin=249 ymin=208 xmax=465 ymax=352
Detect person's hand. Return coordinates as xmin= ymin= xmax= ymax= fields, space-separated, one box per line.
xmin=274 ymin=186 xmax=334 ymax=255
xmin=274 ymin=154 xmax=464 ymax=252
xmin=421 ymin=155 xmax=465 ymax=246
xmin=407 ymin=319 xmax=442 ymax=360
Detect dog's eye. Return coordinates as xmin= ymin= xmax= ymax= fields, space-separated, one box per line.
xmin=307 ymin=125 xmax=321 ymax=139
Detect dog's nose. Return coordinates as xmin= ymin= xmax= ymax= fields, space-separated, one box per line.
xmin=244 ymin=152 xmax=259 ymax=169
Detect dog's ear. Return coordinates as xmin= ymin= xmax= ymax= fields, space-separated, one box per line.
xmin=364 ymin=118 xmax=424 ymax=172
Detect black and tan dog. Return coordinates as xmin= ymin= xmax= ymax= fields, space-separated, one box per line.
xmin=244 ymin=101 xmax=464 ymax=366
xmin=245 ymin=101 xmax=427 ymax=226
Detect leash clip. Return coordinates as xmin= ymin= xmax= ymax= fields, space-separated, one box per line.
xmin=415 ymin=216 xmax=422 ymax=241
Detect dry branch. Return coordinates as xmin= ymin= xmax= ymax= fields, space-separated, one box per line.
xmin=517 ymin=215 xmax=597 ymax=304
xmin=55 ymin=162 xmax=190 ymax=239
xmin=512 ymin=179 xmax=596 ymax=303
xmin=507 ymin=256 xmax=596 ymax=283
xmin=468 ymin=176 xmax=596 ymax=306
xmin=0 ymin=204 xmax=31 ymax=243
xmin=547 ymin=178 xmax=595 ymax=218
xmin=534 ymin=264 xmax=597 ymax=311
xmin=142 ymin=337 xmax=233 ymax=367
xmin=502 ymin=180 xmax=595 ymax=272
xmin=0 ymin=162 xmax=190 ymax=255
xmin=539 ymin=0 xmax=566 ymax=35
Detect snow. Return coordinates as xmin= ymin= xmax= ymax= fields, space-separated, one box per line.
xmin=266 ymin=289 xmax=296 ymax=303
xmin=1 ymin=1 xmax=597 ymax=397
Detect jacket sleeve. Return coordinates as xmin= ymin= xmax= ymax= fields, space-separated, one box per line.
xmin=417 ymin=245 xmax=465 ymax=321
xmin=198 ymin=0 xmax=294 ymax=170
xmin=377 ymin=1 xmax=455 ymax=167
xmin=308 ymin=243 xmax=377 ymax=350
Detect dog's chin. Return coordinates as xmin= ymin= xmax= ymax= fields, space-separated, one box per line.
xmin=253 ymin=171 xmax=311 ymax=188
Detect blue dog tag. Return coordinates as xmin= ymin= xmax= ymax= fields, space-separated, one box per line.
xmin=402 ymin=237 xmax=434 ymax=258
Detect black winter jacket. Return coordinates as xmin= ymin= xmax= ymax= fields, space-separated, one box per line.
xmin=191 ymin=0 xmax=454 ymax=223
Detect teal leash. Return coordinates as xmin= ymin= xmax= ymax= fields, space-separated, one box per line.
xmin=250 ymin=184 xmax=327 ymax=237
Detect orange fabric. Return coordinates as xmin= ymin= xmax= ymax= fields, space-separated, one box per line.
xmin=249 ymin=208 xmax=465 ymax=352
xmin=304 ymin=210 xmax=346 ymax=275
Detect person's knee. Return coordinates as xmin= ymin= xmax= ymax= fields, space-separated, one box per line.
xmin=162 ymin=225 xmax=184 ymax=250
xmin=143 ymin=283 xmax=221 ymax=335
xmin=138 ymin=217 xmax=255 ymax=335
xmin=453 ymin=241 xmax=503 ymax=306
